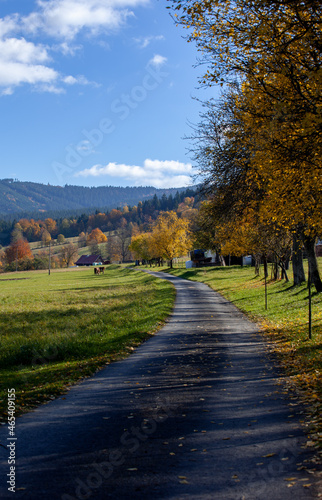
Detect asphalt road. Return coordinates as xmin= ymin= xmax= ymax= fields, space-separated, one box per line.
xmin=0 ymin=271 xmax=320 ymax=499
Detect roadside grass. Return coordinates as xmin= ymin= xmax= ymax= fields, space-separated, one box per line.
xmin=163 ymin=263 xmax=322 ymax=449
xmin=0 ymin=265 xmax=175 ymax=422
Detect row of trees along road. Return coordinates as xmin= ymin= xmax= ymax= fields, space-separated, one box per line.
xmin=170 ymin=0 xmax=322 ymax=291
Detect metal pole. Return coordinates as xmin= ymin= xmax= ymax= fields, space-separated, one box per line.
xmin=308 ymin=269 xmax=312 ymax=340
xmin=15 ymin=244 xmax=18 ymax=272
xmin=48 ymin=240 xmax=51 ymax=276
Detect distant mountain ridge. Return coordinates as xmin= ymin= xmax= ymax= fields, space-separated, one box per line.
xmin=0 ymin=179 xmax=191 ymax=217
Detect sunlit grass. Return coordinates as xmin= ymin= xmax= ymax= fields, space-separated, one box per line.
xmin=0 ymin=265 xmax=175 ymax=421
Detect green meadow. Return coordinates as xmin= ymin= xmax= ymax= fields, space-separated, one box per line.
xmin=0 ymin=266 xmax=175 ymax=421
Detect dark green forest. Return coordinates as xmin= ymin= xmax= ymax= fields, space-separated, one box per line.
xmin=0 ymin=179 xmax=193 ymax=217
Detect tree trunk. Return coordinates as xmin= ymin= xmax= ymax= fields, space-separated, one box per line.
xmin=219 ymin=255 xmax=226 ymax=266
xmin=254 ymin=255 xmax=261 ymax=276
xmin=280 ymin=261 xmax=289 ymax=282
xmin=273 ymin=258 xmax=280 ymax=280
xmin=292 ymin=233 xmax=305 ymax=285
xmin=303 ymin=235 xmax=322 ymax=293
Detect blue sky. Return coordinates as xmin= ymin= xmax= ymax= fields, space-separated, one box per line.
xmin=0 ymin=0 xmax=217 ymax=189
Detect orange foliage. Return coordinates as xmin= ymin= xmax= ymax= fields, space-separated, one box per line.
xmin=5 ymin=239 xmax=33 ymax=264
xmin=86 ymin=228 xmax=107 ymax=245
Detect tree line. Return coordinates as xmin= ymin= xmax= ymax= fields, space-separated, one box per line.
xmin=0 ymin=188 xmax=197 ymax=246
xmin=0 ymin=190 xmax=198 ymax=272
xmin=169 ymin=0 xmax=322 ymax=291
xmin=0 ymin=179 xmax=192 ymax=218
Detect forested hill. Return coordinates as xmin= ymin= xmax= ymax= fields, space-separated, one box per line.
xmin=0 ymin=179 xmax=191 ymax=217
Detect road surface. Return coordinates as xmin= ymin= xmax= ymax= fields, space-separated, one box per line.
xmin=0 ymin=271 xmax=320 ymax=499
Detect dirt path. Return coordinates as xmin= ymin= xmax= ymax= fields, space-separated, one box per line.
xmin=0 ymin=271 xmax=319 ymax=499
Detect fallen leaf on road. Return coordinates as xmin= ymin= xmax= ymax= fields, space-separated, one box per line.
xmin=263 ymin=453 xmax=276 ymax=458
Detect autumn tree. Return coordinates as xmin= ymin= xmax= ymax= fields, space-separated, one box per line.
xmin=60 ymin=244 xmax=79 ymax=268
xmin=115 ymin=219 xmax=137 ymax=262
xmin=5 ymin=239 xmax=33 ymax=265
xmin=150 ymin=211 xmax=192 ymax=268
xmin=129 ymin=233 xmax=156 ymax=264
xmin=78 ymin=232 xmax=86 ymax=248
xmin=41 ymin=229 xmax=51 ymax=247
xmin=105 ymin=236 xmax=121 ymax=263
xmin=0 ymin=249 xmax=6 ymax=271
xmin=171 ymin=0 xmax=322 ymax=290
xmin=44 ymin=218 xmax=57 ymax=236
xmin=11 ymin=223 xmax=23 ymax=243
xmin=86 ymin=228 xmax=107 ymax=246
xmin=57 ymin=234 xmax=65 ymax=245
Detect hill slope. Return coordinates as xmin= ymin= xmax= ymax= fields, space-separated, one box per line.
xmin=0 ymin=179 xmax=190 ymax=216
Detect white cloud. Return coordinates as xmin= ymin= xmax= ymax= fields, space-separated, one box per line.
xmin=0 ymin=0 xmax=150 ymax=94
xmin=75 ymin=159 xmax=193 ymax=188
xmin=0 ymin=37 xmax=98 ymax=93
xmin=0 ymin=37 xmax=49 ymax=64
xmin=1 ymin=87 xmax=14 ymax=96
xmin=0 ymin=37 xmax=63 ymax=92
xmin=0 ymin=59 xmax=58 ymax=88
xmin=22 ymin=0 xmax=149 ymax=40
xmin=53 ymin=42 xmax=83 ymax=56
xmin=149 ymin=54 xmax=167 ymax=67
xmin=0 ymin=16 xmax=18 ymax=38
xmin=35 ymin=83 xmax=65 ymax=94
xmin=62 ymin=75 xmax=94 ymax=85
xmin=134 ymin=34 xmax=164 ymax=49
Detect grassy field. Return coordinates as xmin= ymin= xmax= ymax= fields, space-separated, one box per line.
xmin=164 ymin=263 xmax=322 ymax=449
xmin=0 ymin=265 xmax=175 ymax=422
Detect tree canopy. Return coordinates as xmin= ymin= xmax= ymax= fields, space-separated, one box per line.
xmin=170 ymin=0 xmax=322 ymax=290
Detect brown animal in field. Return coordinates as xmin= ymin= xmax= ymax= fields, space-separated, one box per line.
xmin=99 ymin=267 xmax=105 ymax=274
xmin=94 ymin=268 xmax=100 ymax=274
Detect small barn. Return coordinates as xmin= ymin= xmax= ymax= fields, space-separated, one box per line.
xmin=75 ymin=255 xmax=105 ymax=266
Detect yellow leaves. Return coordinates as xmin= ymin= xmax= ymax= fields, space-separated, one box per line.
xmin=130 ymin=211 xmax=191 ymax=263
xmin=151 ymin=211 xmax=192 ymax=262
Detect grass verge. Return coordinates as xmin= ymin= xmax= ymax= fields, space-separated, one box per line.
xmin=0 ymin=265 xmax=175 ymax=422
xmin=164 ymin=264 xmax=322 ymax=450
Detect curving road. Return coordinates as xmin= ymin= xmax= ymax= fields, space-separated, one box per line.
xmin=0 ymin=271 xmax=319 ymax=499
